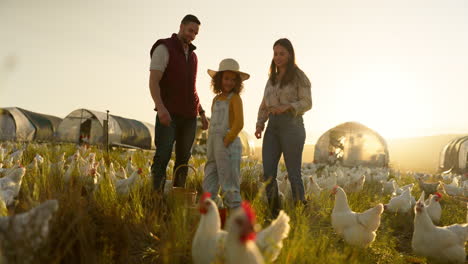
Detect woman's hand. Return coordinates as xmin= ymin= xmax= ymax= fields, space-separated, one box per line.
xmin=269 ymin=104 xmax=292 ymax=115
xmin=255 ymin=126 xmax=263 ymax=139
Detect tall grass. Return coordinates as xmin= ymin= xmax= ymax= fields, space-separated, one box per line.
xmin=1 ymin=142 xmax=466 ymax=263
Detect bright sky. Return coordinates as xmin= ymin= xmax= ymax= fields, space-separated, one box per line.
xmin=1 ymin=0 xmax=467 ymax=146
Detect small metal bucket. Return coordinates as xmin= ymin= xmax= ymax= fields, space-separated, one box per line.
xmin=170 ymin=164 xmax=198 ymax=207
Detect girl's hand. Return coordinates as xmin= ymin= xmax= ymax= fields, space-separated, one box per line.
xmin=223 ymin=138 xmax=231 ymax=147
xmin=269 ymin=104 xmax=292 ymax=115
xmin=200 ymin=114 xmax=209 ymax=130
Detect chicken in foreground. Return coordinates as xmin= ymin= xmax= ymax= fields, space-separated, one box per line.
xmin=0 ymin=200 xmax=59 ymax=263
xmin=192 ymin=192 xmax=227 ymax=264
xmin=225 ymin=201 xmax=264 ymax=264
xmin=192 ymin=194 xmax=290 ymax=264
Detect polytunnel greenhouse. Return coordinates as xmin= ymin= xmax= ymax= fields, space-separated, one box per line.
xmin=314 ymin=122 xmax=389 ymax=167
xmin=439 ymin=135 xmax=468 ymax=174
xmin=0 ymin=107 xmax=62 ymax=142
xmin=56 ymin=109 xmax=155 ymax=149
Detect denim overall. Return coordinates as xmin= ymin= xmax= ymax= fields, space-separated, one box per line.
xmin=203 ymin=93 xmax=242 ymax=209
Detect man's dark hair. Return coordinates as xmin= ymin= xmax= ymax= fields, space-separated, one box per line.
xmin=181 ymin=14 xmax=201 ymax=25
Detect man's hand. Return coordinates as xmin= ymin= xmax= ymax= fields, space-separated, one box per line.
xmin=200 ymin=114 xmax=209 ymax=130
xmin=255 ymin=126 xmax=263 ymax=139
xmin=157 ymin=107 xmax=172 ymax=126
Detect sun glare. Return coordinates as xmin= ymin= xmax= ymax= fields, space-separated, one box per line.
xmin=335 ymin=69 xmax=435 ymax=139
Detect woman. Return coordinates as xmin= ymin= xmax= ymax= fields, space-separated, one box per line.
xmin=255 ymin=38 xmax=312 ymax=217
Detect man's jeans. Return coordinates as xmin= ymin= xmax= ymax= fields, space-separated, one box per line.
xmin=151 ymin=114 xmax=197 ymax=192
xmin=262 ymin=113 xmax=306 ymax=216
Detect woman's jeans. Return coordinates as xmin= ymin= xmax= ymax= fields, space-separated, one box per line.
xmin=262 ymin=112 xmax=306 ymax=216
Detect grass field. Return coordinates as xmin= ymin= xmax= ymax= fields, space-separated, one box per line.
xmin=0 ymin=142 xmax=466 ymax=263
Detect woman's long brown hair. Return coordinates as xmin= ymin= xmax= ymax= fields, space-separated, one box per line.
xmin=269 ymin=38 xmax=298 ymax=88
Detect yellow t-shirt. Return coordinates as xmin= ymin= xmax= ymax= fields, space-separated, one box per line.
xmin=211 ymin=93 xmax=244 ymax=144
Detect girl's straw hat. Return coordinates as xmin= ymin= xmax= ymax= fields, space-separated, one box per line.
xmin=207 ymin=58 xmax=250 ymax=81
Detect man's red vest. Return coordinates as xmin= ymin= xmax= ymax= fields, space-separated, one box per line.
xmin=150 ymin=34 xmax=200 ymax=118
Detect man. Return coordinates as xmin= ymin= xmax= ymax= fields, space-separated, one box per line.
xmin=149 ymin=14 xmax=208 ymax=192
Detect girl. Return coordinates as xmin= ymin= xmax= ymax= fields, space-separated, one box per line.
xmin=203 ymin=58 xmax=249 ymax=211
xmin=255 ymin=38 xmax=312 ymax=218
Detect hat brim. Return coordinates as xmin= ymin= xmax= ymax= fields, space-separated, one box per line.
xmin=207 ymin=69 xmax=250 ymax=81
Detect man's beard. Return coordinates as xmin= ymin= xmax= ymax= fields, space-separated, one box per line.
xmin=181 ymin=34 xmax=191 ymax=45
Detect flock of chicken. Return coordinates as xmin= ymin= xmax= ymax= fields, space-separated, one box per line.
xmin=192 ymin=162 xmax=468 ymax=263
xmin=1 ymin=141 xmax=468 ymax=263
xmin=0 ymin=143 xmax=152 ymax=261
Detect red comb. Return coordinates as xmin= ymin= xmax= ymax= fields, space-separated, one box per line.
xmin=241 ymin=201 xmax=256 ymax=224
xmin=435 ymin=192 xmax=442 ymax=198
xmin=198 ymin=192 xmax=212 ymax=214
xmin=201 ymin=192 xmax=211 ymax=203
xmin=137 ymin=168 xmax=142 ymax=174
xmin=242 ymin=231 xmax=256 ymax=242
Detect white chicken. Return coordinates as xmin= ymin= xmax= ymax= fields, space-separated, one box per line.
xmin=115 ymin=168 xmax=143 ymax=196
xmin=164 ymin=179 xmax=173 ymax=195
xmin=8 ymin=149 xmax=24 ymax=163
xmin=0 ymin=146 xmax=5 ymax=162
xmin=383 ymin=188 xmax=413 ymax=213
xmin=26 ymin=154 xmax=43 ymax=171
xmin=417 ymin=178 xmax=440 ymax=196
xmin=115 ymin=167 xmax=127 ymax=180
xmin=395 ymin=183 xmax=415 ymax=195
xmin=424 ymin=191 xmax=442 ymax=225
xmin=278 ymin=176 xmax=292 ymax=201
xmin=343 ymin=174 xmax=365 ymax=193
xmin=411 ymin=193 xmax=468 ymax=263
xmin=225 ymin=202 xmax=264 ymax=264
xmin=0 ymin=166 xmax=26 ymax=207
xmin=0 ymin=200 xmax=59 ymax=263
xmin=304 ymin=175 xmax=322 ymax=198
xmin=64 ymin=156 xmax=80 ymax=184
xmin=331 ymin=186 xmax=384 ymax=247
xmin=49 ymin=157 xmax=65 ymax=176
xmin=381 ymin=179 xmax=396 ymax=195
xmin=192 ymin=195 xmax=290 ymax=264
xmin=192 ymin=193 xmax=227 ymax=264
xmin=440 ymin=181 xmax=464 ymax=197
xmin=254 ymin=209 xmax=290 ymax=262
xmin=125 ymin=157 xmax=137 ymax=176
